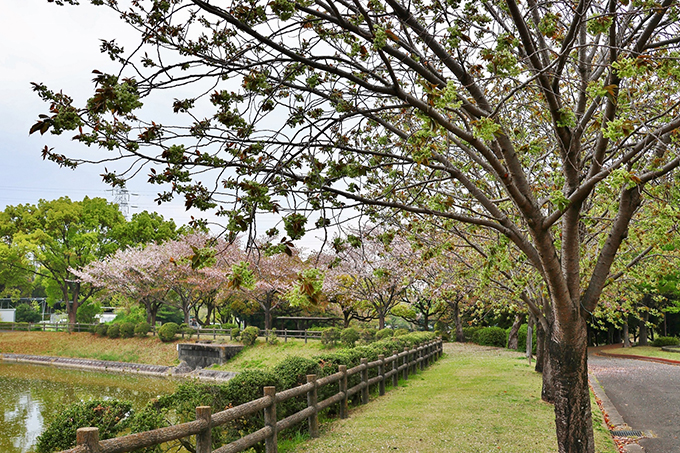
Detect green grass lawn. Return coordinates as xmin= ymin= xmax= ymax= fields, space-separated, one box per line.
xmin=602 ymin=345 xmax=680 ymax=361
xmin=289 ymin=343 xmax=616 ymax=453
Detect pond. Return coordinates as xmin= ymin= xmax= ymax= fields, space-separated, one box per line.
xmin=0 ymin=362 xmax=178 ymax=453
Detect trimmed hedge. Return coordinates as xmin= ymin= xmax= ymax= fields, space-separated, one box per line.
xmin=134 ymin=322 xmax=150 ymax=337
xmin=241 ymin=326 xmax=259 ymax=346
xmin=158 ymin=322 xmax=179 ymax=342
xmin=341 ymin=327 xmax=360 ymax=348
xmin=107 ymin=323 xmax=120 ymax=339
xmin=651 ymin=336 xmax=680 ymax=347
xmin=473 ymin=327 xmax=507 ymax=347
xmin=120 ymin=322 xmax=135 ymax=339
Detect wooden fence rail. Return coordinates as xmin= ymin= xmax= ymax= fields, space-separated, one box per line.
xmin=59 ymin=339 xmax=443 ymax=453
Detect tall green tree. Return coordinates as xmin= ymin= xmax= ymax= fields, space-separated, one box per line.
xmin=0 ymin=197 xmax=125 ymax=326
xmin=33 ymin=1 xmax=680 ymax=450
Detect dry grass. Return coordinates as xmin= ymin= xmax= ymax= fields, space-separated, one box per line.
xmin=0 ymin=331 xmax=179 ymax=365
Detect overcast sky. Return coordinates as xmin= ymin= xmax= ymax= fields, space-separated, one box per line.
xmin=0 ymin=1 xmax=330 ymax=251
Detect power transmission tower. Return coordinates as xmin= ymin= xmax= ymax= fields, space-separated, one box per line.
xmin=111 ymin=187 xmax=138 ymax=220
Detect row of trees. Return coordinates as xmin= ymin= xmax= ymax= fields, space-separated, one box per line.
xmin=32 ymin=0 xmax=680 ymax=449
xmin=0 ymin=197 xmax=180 ymax=324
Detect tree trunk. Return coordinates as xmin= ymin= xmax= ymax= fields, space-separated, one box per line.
xmin=526 ymin=315 xmax=534 ymax=361
xmin=507 ymin=314 xmax=522 ymax=349
xmin=623 ymin=323 xmax=630 ymax=348
xmin=535 ymin=319 xmax=545 ymax=372
xmin=453 ymin=301 xmax=465 ymax=343
xmin=639 ymin=312 xmax=649 ymax=346
xmin=550 ymin=319 xmax=594 ymax=453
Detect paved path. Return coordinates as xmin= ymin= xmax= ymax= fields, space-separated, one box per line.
xmin=589 ymin=353 xmax=680 ymax=452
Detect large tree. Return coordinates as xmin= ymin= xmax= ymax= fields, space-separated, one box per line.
xmin=0 ymin=197 xmax=125 ymax=326
xmin=34 ymin=0 xmax=680 ymax=450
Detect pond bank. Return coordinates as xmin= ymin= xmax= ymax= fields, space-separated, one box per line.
xmin=0 ymin=353 xmax=237 ymax=382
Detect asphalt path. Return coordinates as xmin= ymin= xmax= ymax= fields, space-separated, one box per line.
xmin=589 ymin=354 xmax=680 ymax=452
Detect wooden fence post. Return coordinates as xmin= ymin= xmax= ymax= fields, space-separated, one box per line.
xmin=196 ymin=406 xmax=212 ymax=453
xmin=339 ymin=365 xmax=348 ymax=419
xmin=392 ymin=350 xmax=398 ymax=387
xmin=403 ymin=348 xmax=409 ymax=381
xmin=304 ymin=329 xmax=308 ymax=344
xmin=284 ymin=329 xmax=288 ymax=343
xmin=420 ymin=346 xmax=425 ymax=371
xmin=307 ymin=374 xmax=319 ymax=438
xmin=264 ymin=386 xmax=277 ymax=453
xmin=361 ymin=358 xmax=369 ymax=405
xmin=378 ymin=354 xmax=385 ymax=396
xmin=76 ymin=427 xmax=101 ymax=453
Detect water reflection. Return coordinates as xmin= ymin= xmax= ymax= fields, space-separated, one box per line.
xmin=0 ymin=363 xmax=177 ymax=453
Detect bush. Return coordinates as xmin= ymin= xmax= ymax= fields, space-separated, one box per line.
xmin=375 ymin=328 xmax=394 ymax=340
xmin=393 ymin=328 xmax=409 ymax=337
xmin=231 ymin=327 xmax=241 ymax=339
xmin=341 ymin=327 xmax=360 ymax=348
xmin=120 ymin=322 xmax=135 ymax=339
xmin=134 ymin=321 xmax=151 ymax=337
xmin=434 ymin=330 xmax=451 ymax=342
xmin=35 ymin=400 xmax=132 ymax=453
xmin=95 ymin=324 xmax=109 ymax=337
xmin=157 ymin=322 xmax=179 ymax=342
xmin=15 ymin=303 xmax=41 ymax=323
xmin=267 ymin=328 xmax=280 ymax=345
xmin=462 ymin=326 xmax=483 ymax=342
xmin=473 ymin=327 xmax=507 ymax=347
xmin=321 ymin=327 xmax=340 ymax=346
xmin=221 ymin=322 xmax=238 ymax=330
xmin=107 ymin=323 xmax=121 ymax=339
xmin=179 ymin=323 xmax=195 ymax=339
xmin=241 ymin=326 xmax=259 ymax=346
xmin=651 ymin=336 xmax=680 ymax=347
xmin=359 ymin=328 xmax=377 ymax=344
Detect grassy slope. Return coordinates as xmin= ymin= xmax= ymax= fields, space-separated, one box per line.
xmin=291 ymin=343 xmax=616 ymax=453
xmin=0 ymin=331 xmax=179 ymax=365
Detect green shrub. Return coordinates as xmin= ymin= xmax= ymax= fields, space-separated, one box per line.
xmin=267 ymin=328 xmax=279 ymax=345
xmin=15 ymin=303 xmax=41 ymax=323
xmin=221 ymin=322 xmax=238 ymax=330
xmin=651 ymin=336 xmax=680 ymax=347
xmin=179 ymin=323 xmax=195 ymax=339
xmin=134 ymin=321 xmax=151 ymax=337
xmin=241 ymin=326 xmax=259 ymax=346
xmin=462 ymin=326 xmax=482 ymax=342
xmin=341 ymin=327 xmax=360 ymax=348
xmin=321 ymin=327 xmax=340 ymax=346
xmin=35 ymin=400 xmax=132 ymax=453
xmin=359 ymin=328 xmax=377 ymax=343
xmin=231 ymin=327 xmax=241 ymax=339
xmin=473 ymin=327 xmax=507 ymax=347
xmin=120 ymin=322 xmax=135 ymax=339
xmin=375 ymin=328 xmax=394 ymax=340
xmin=158 ymin=322 xmax=179 ymax=342
xmin=107 ymin=323 xmax=121 ymax=339
xmin=434 ymin=330 xmax=451 ymax=342
xmin=95 ymin=324 xmax=109 ymax=337
xmin=393 ymin=328 xmax=409 ymax=337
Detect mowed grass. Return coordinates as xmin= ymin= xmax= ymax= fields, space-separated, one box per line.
xmin=291 ymin=343 xmax=617 ymax=453
xmin=603 ymin=345 xmax=680 ymax=361
xmin=0 ymin=331 xmax=179 ymax=365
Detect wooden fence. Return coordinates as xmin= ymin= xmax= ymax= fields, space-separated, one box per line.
xmin=60 ymin=339 xmax=443 ymax=453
